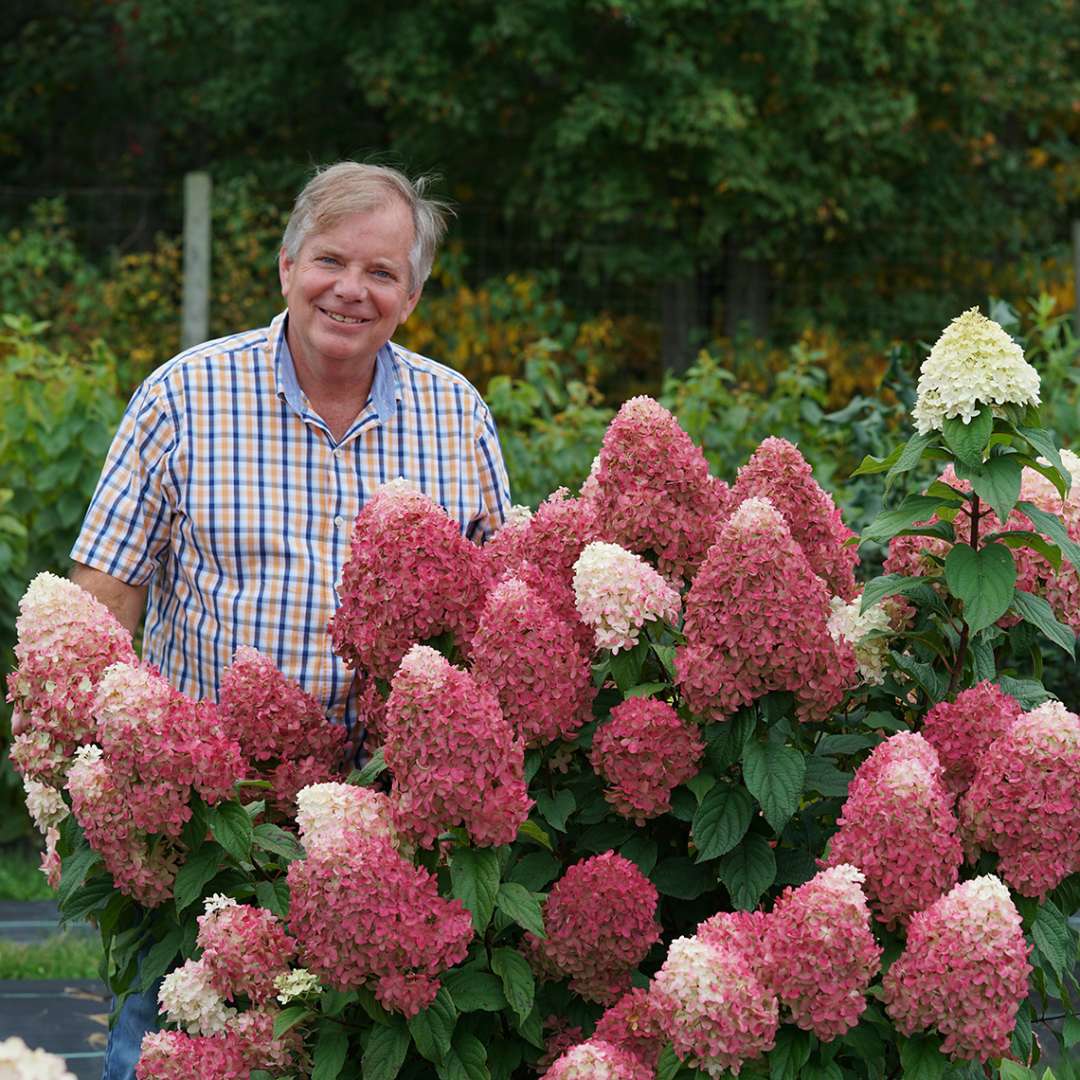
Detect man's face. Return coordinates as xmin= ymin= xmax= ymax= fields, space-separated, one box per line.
xmin=278 ymin=200 xmax=421 ymax=376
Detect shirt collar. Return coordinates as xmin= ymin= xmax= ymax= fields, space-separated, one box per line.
xmin=270 ymin=310 xmax=402 ymax=425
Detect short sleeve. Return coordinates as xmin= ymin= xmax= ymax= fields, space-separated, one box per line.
xmin=467 ymin=401 xmax=512 ymax=543
xmin=70 ymin=378 xmax=179 ymax=585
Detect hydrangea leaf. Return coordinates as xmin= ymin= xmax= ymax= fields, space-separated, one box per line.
xmin=861 ymin=494 xmax=962 ymax=545
xmin=620 ymin=835 xmax=659 ymax=875
xmin=741 ymin=741 xmax=805 ymax=832
xmin=491 ymin=946 xmax=535 ymax=1026
xmin=408 ymin=987 xmax=457 ymax=1065
xmin=273 ymin=1004 xmax=314 ymax=1038
xmin=1015 ymin=425 xmax=1067 ymax=486
xmin=898 ymin=1033 xmax=948 ymax=1080
xmin=691 ymin=783 xmax=754 ymax=861
xmin=443 ymin=1030 xmax=489 ymax=1080
xmin=1031 ymin=898 xmax=1070 ymax=980
xmin=942 ymin=406 xmax=993 ymax=468
xmin=884 ymin=431 xmax=936 ymax=488
xmin=535 ymin=789 xmax=575 ymax=833
xmin=443 ymin=968 xmax=507 ymax=1013
xmin=352 ymin=747 xmax=386 ymax=788
xmin=208 ymin=801 xmax=253 ymax=864
xmin=957 ymin=452 xmax=1022 ymax=522
xmin=173 ymin=841 xmax=225 ymax=913
xmin=495 ymin=882 xmax=546 ymax=938
xmin=362 ymin=1022 xmax=410 ymax=1080
xmin=655 ymin=1043 xmax=683 ymax=1080
xmin=1018 ymin=501 xmax=1080 ymax=569
xmin=252 ymin=822 xmax=305 ymax=863
xmin=449 ymin=846 xmax=501 ymax=932
xmin=768 ymin=1026 xmax=812 ymax=1080
xmin=1011 ymin=589 xmax=1076 ymax=658
xmin=944 ymin=542 xmax=1016 ymax=633
xmin=651 ymin=856 xmax=718 ymax=900
xmin=717 ymin=833 xmax=776 ymax=910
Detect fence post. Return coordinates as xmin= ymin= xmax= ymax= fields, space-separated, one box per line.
xmin=1073 ymin=220 xmax=1080 ymax=339
xmin=181 ymin=172 xmax=212 ymax=349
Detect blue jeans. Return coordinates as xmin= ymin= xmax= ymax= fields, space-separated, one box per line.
xmin=102 ymin=977 xmax=161 ymax=1080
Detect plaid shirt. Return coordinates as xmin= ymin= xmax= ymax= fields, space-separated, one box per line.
xmin=71 ymin=311 xmax=510 ymax=724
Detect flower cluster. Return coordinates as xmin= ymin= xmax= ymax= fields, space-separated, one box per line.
xmin=762 ymin=865 xmax=881 ymax=1040
xmin=592 ymin=987 xmax=665 ymax=1070
xmin=6 ymin=572 xmax=136 ymax=784
xmin=650 ymin=934 xmax=778 ymax=1077
xmin=826 ymin=594 xmax=893 ymax=685
xmin=544 ymin=1039 xmax=654 ymax=1079
xmin=158 ymin=958 xmax=236 ymax=1035
xmin=589 ymin=698 xmax=704 ymax=822
xmin=383 ymin=645 xmax=531 ymax=847
xmin=958 ymin=700 xmax=1080 ymax=897
xmin=329 ymin=479 xmax=488 ymax=679
xmin=196 ymin=897 xmax=296 ymax=1005
xmin=921 ymin=681 xmax=1021 ymax=795
xmin=823 ymin=733 xmax=962 ymax=927
xmin=526 ymin=853 xmax=660 ymax=1003
xmin=0 ymin=1036 xmax=76 ymax=1080
xmin=216 ymin=646 xmax=346 ymax=810
xmin=911 ymin=307 xmax=1041 ymax=433
xmin=883 ymin=876 xmax=1032 ymax=1060
xmin=579 ymin=396 xmax=730 ymax=583
xmin=730 ymin=438 xmax=858 ymax=600
xmin=676 ymin=498 xmax=856 ymax=723
xmin=470 ymin=576 xmax=594 ymax=746
xmin=286 ymin=830 xmax=473 ymax=1016
xmin=572 ymin=542 xmax=681 ymax=653
xmin=295 ymin=781 xmax=398 ymax=856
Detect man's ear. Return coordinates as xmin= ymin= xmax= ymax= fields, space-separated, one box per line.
xmin=278 ymin=246 xmax=293 ymax=298
xmin=399 ymin=285 xmax=424 ymax=326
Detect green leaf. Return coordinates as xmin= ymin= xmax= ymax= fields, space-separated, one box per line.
xmin=684 ymin=770 xmax=716 ymax=803
xmin=620 ymin=835 xmax=659 ymax=876
xmin=495 ymin=883 xmax=546 ymax=938
xmin=516 ymin=819 xmax=553 ymax=851
xmin=963 ymin=453 xmax=1023 ymax=522
xmin=139 ymin=928 xmax=183 ymax=992
xmin=862 ymin=709 xmax=909 ymax=732
xmin=362 ymin=1023 xmax=410 ymax=1080
xmin=180 ymin=794 xmax=210 ymax=853
xmin=208 ymin=801 xmax=254 ymax=863
xmin=651 ymin=856 xmax=717 ymax=900
xmin=444 ymin=969 xmax=507 ymax=1013
xmin=944 ymin=542 xmax=1016 ymax=633
xmin=943 ymin=407 xmax=993 ymax=468
xmin=1011 ymin=1002 xmax=1033 ymax=1062
xmin=536 ymin=789 xmax=575 ymax=832
xmin=1017 ymin=501 xmax=1080 ymax=569
xmin=885 ymin=431 xmax=935 ymax=487
xmin=252 ymin=822 xmax=305 ymax=862
xmin=651 ymin=643 xmax=677 ymax=679
xmin=312 ymin=1020 xmax=349 ymax=1080
xmin=450 ymin=846 xmax=501 ymax=933
xmin=57 ymin=845 xmax=102 ymax=911
xmin=692 ymin=783 xmax=754 ymax=861
xmin=442 ymin=1031 xmax=490 ymax=1080
xmin=862 ymin=494 xmax=961 ymax=545
xmin=986 ymin=529 xmax=1062 ymax=570
xmin=255 ymin=878 xmax=291 ymax=918
xmin=1063 ymin=1015 xmax=1080 ymax=1049
xmin=703 ymin=710 xmax=757 ymax=771
xmin=507 ymin=852 xmax=560 ymax=892
xmin=273 ymin=1004 xmax=313 ymax=1038
xmin=354 ymin=747 xmax=386 ymax=787
xmin=624 ymin=681 xmax=667 ymax=698
xmin=892 ymin=653 xmax=948 ymax=703
xmin=815 ymin=733 xmax=880 ymax=756
xmin=514 ymin=1004 xmax=544 ymax=1049
xmin=1016 ymin=426 xmax=1067 ymax=482
xmin=1031 ymin=899 xmax=1071 ymax=980
xmin=851 ymin=443 xmax=903 ymax=477
xmin=320 ymin=989 xmax=358 ymax=1017
xmin=802 ymin=756 xmax=852 ymax=798
xmin=899 ymin=1033 xmax=948 ymax=1080
xmin=859 ymin=573 xmax=941 ymax=612
xmin=407 ymin=987 xmax=457 ymax=1064
xmin=718 ymin=834 xmax=777 ymax=910
xmin=491 ymin=946 xmax=535 ymax=1025
xmin=609 ymin=641 xmax=647 ymax=691
xmin=173 ymin=842 xmax=224 ymax=913
xmin=802 ymin=1064 xmax=843 ymax=1080
xmin=656 ymin=1043 xmax=684 ymax=1080
xmin=768 ymin=1027 xmax=812 ymax=1080
xmin=58 ymin=876 xmax=114 ymax=924
xmin=741 ymin=741 xmax=805 ymax=832
xmin=1012 ymin=589 xmax=1076 ymax=657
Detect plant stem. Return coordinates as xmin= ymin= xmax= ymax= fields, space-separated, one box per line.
xmin=947 ymin=493 xmax=982 ymax=698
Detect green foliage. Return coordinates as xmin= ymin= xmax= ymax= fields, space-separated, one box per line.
xmin=0 ymin=845 xmax=55 ymax=900
xmin=0 ymin=933 xmax=104 ymax=981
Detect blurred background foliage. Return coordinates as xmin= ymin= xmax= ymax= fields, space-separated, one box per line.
xmin=3 ymin=0 xmax=1080 ymax=842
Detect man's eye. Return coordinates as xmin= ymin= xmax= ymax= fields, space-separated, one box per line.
xmin=372 ymin=269 xmax=393 ymax=279
xmin=317 ymin=256 xmax=339 ymax=266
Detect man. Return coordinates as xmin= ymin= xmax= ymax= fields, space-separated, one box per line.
xmin=70 ymin=161 xmax=511 ymax=1079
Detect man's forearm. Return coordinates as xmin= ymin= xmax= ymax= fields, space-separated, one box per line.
xmin=69 ymin=563 xmax=148 ymax=639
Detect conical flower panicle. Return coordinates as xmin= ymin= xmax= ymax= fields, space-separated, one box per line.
xmin=675 ymin=498 xmax=856 ymax=723
xmin=383 ymin=645 xmax=531 ymax=848
xmin=294 ymin=781 xmax=399 ymax=857
xmin=581 ymin=396 xmax=730 ymax=583
xmin=883 ymin=876 xmax=1032 ymax=1061
xmin=822 ymin=732 xmax=962 ymax=928
xmin=7 ymin=572 xmax=137 ymax=783
xmin=911 ymin=308 xmax=1040 ymax=434
xmin=762 ymin=865 xmax=882 ymax=1041
xmin=958 ymin=701 xmax=1080 ymax=897
xmin=921 ymin=681 xmax=1022 ymax=795
xmin=592 ymin=988 xmax=665 ymax=1070
xmin=469 ymin=576 xmax=595 ymax=747
xmin=544 ymin=1039 xmax=653 ymax=1080
xmin=329 ymin=480 xmax=488 ymax=679
xmin=729 ymin=437 xmax=858 ymax=600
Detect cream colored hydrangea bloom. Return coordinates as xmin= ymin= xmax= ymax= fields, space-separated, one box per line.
xmin=827 ymin=594 xmax=893 ymax=685
xmin=911 ymin=308 xmax=1040 ymax=435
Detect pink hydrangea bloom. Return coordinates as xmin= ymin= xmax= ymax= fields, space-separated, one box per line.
xmin=958 ymin=701 xmax=1080 ymax=897
xmin=287 ymin=831 xmax=473 ymax=1016
xmin=469 ymin=576 xmax=595 ymax=747
xmin=883 ymin=875 xmax=1032 ymax=1061
xmin=329 ymin=479 xmax=489 ymax=679
xmin=762 ymin=865 xmax=882 ymax=1040
xmin=593 ymin=987 xmax=665 ymax=1070
xmin=196 ymin=899 xmax=296 ymax=1005
xmin=217 ymin=646 xmax=346 ymax=809
xmin=650 ymin=935 xmax=778 ymax=1077
xmin=695 ymin=910 xmax=769 ymax=977
xmin=383 ymin=645 xmax=531 ymax=848
xmin=675 ymin=498 xmax=857 ymax=723
xmin=1018 ymin=450 xmax=1080 ymax=529
xmin=136 ymin=1030 xmax=248 ymax=1080
xmin=823 ymin=732 xmax=962 ymax=927
xmin=730 ymin=437 xmax=859 ymax=599
xmin=544 ymin=1038 xmax=653 ymax=1079
xmin=295 ymin=781 xmax=398 ymax=856
xmin=6 ymin=572 xmax=137 ymax=782
xmin=525 ymin=852 xmax=660 ymax=1004
xmin=40 ymin=826 xmax=62 ymax=891
xmin=580 ymin=396 xmax=730 ymax=583
xmin=589 ymin=698 xmax=704 ymax=822
xmin=572 ymin=542 xmax=681 ymax=653
xmin=921 ymin=681 xmax=1022 ymax=795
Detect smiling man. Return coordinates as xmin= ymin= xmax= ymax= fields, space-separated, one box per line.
xmin=68 ymin=162 xmax=511 ymax=1080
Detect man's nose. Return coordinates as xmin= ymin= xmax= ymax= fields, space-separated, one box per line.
xmin=334 ymin=266 xmax=368 ymax=301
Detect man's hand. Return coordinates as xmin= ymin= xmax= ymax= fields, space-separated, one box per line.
xmin=69 ymin=563 xmax=147 ymax=639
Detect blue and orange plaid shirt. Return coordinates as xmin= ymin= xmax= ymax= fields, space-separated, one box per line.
xmin=72 ymin=311 xmax=511 ymax=724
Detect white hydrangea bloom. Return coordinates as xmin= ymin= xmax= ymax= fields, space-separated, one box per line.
xmin=295 ymin=781 xmax=396 ymax=854
xmin=827 ymin=595 xmax=893 ymax=685
xmin=274 ymin=967 xmax=322 ymax=1003
xmin=911 ymin=308 xmax=1040 ymax=435
xmin=22 ymin=776 xmax=69 ymax=834
xmin=202 ymin=894 xmax=238 ymax=917
xmin=0 ymin=1036 xmax=76 ymax=1079
xmin=158 ymin=958 xmax=236 ymax=1035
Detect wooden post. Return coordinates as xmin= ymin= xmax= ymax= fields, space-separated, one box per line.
xmin=1073 ymin=220 xmax=1080 ymax=339
xmin=181 ymin=172 xmax=212 ymax=349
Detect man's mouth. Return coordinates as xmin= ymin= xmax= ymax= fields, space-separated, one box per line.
xmin=320 ymin=308 xmax=369 ymax=325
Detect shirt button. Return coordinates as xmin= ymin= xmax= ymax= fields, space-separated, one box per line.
xmin=334 ymin=515 xmax=345 ymax=529
xmin=333 ymin=447 xmax=343 ymax=458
